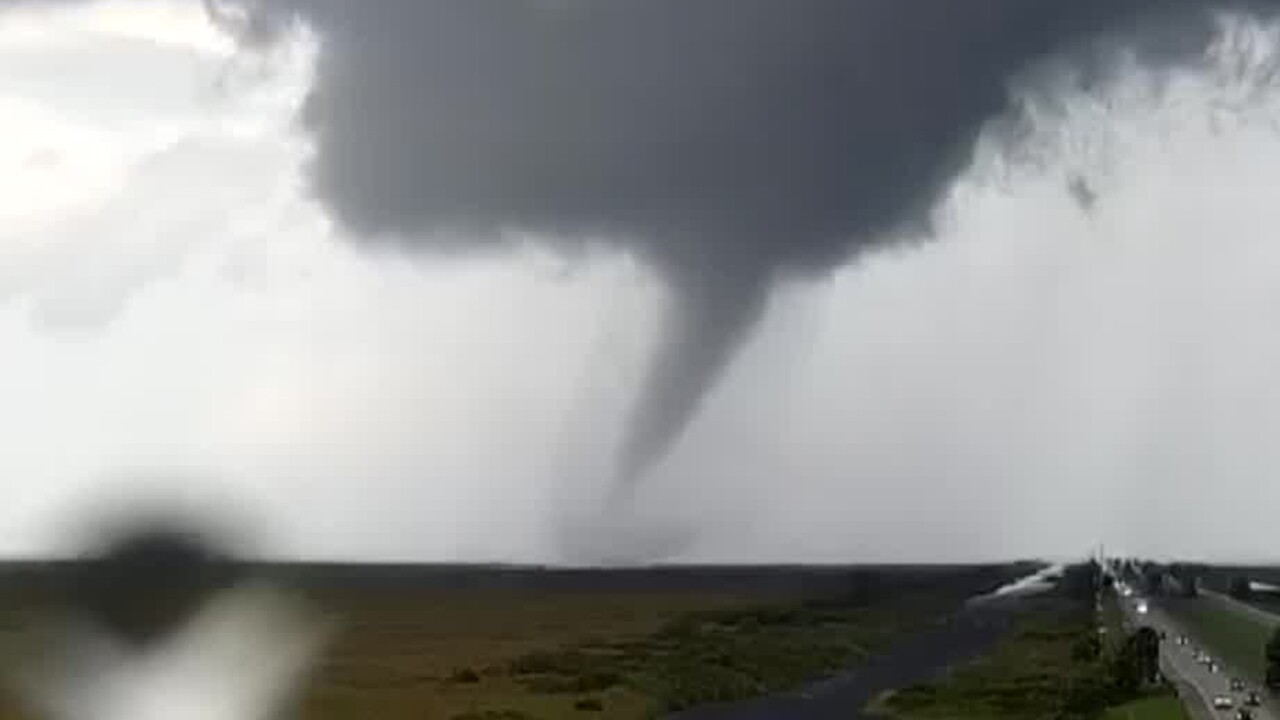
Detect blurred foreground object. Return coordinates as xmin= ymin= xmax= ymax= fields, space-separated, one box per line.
xmin=5 ymin=523 xmax=331 ymax=720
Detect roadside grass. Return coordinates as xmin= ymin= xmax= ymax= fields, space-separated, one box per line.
xmin=1161 ymin=596 xmax=1274 ymax=682
xmin=874 ymin=596 xmax=1111 ymax=720
xmin=1101 ymin=693 xmax=1189 ymax=720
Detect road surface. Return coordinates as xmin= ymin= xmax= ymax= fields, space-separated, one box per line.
xmin=1119 ymin=595 xmax=1273 ymax=720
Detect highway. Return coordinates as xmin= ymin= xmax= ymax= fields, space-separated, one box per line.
xmin=1117 ymin=591 xmax=1273 ymax=720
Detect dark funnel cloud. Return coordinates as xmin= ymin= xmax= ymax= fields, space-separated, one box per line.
xmin=617 ymin=265 xmax=770 ymax=487
xmin=210 ymin=0 xmax=1225 ymax=489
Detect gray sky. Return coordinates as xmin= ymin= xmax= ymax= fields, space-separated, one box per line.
xmin=2 ymin=0 xmax=1280 ymax=563
xmin=215 ymin=0 xmax=1218 ymax=494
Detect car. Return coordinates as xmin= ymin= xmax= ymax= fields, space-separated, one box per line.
xmin=1235 ymin=709 xmax=1254 ymax=720
xmin=1209 ymin=662 xmax=1220 ymax=673
xmin=1231 ymin=678 xmax=1246 ymax=691
xmin=1213 ymin=695 xmax=1234 ymax=710
xmin=1245 ymin=691 xmax=1261 ymax=707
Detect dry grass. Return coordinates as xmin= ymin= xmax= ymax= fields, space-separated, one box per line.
xmin=0 ymin=585 xmax=759 ymax=720
xmin=296 ymin=586 xmax=770 ymax=719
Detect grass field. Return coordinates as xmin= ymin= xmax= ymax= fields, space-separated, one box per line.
xmin=298 ymin=586 xmax=764 ymax=719
xmin=0 ymin=563 xmax=1030 ymax=720
xmin=1101 ymin=694 xmax=1189 ymax=720
xmin=1161 ymin=596 xmax=1274 ymax=682
xmin=873 ymin=596 xmax=1110 ymax=719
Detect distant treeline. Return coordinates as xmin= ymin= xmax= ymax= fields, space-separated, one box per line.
xmin=0 ymin=559 xmax=1044 ymax=597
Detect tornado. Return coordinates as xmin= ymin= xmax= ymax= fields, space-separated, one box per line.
xmin=615 ymin=268 xmax=771 ymax=489
xmin=193 ymin=0 xmax=1237 ymax=497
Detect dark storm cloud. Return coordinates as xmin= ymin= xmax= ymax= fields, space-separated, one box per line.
xmin=202 ymin=0 xmax=1231 ymax=487
xmin=203 ymin=0 xmax=1234 ymax=488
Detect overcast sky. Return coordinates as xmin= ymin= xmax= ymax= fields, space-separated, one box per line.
xmin=4 ymin=0 xmax=1280 ymax=563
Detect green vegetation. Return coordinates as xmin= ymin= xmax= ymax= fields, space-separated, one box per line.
xmin=1162 ymin=596 xmax=1275 ymax=681
xmin=0 ymin=562 xmax=1035 ymax=720
xmin=879 ymin=597 xmax=1134 ymax=719
xmin=425 ymin=565 xmax=1030 ymax=718
xmin=1101 ymin=592 xmax=1128 ymax=651
xmin=286 ymin=586 xmax=776 ymax=720
xmin=1100 ymin=694 xmax=1189 ymax=720
xmin=1266 ymin=625 xmax=1280 ymax=693
xmin=1127 ymin=627 xmax=1160 ymax=688
xmin=0 ymin=565 xmax=1031 ymax=720
xmin=877 ymin=567 xmax=1184 ymax=720
xmin=501 ymin=588 xmax=991 ymax=715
